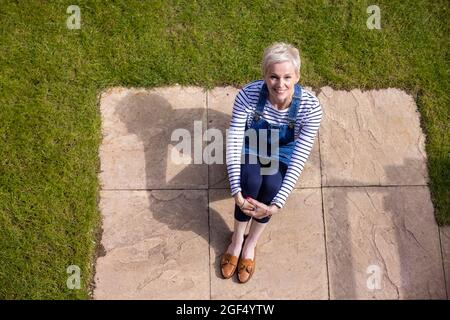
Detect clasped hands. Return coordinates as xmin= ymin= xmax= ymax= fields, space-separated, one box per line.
xmin=234 ymin=192 xmax=279 ymax=219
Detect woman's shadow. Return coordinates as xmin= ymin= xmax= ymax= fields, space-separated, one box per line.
xmin=114 ymin=89 xmax=235 ymax=278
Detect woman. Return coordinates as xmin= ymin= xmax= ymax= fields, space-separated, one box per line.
xmin=221 ymin=42 xmax=323 ymax=283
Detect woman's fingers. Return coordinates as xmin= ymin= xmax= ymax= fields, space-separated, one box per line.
xmin=245 ymin=203 xmax=256 ymax=210
xmin=241 ymin=198 xmax=272 ymax=218
xmin=242 ymin=206 xmax=269 ymax=218
xmin=242 ymin=200 xmax=255 ymax=210
xmin=246 ymin=197 xmax=261 ymax=207
xmin=242 ymin=207 xmax=258 ymax=216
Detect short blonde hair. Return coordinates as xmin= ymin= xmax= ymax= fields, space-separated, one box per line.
xmin=262 ymin=42 xmax=301 ymax=76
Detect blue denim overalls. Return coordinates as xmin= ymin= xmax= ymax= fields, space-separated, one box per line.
xmin=242 ymin=82 xmax=302 ymax=168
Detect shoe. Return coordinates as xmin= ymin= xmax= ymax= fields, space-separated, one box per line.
xmin=220 ymin=234 xmax=247 ymax=279
xmin=237 ymin=246 xmax=256 ymax=283
xmin=220 ymin=253 xmax=238 ymax=279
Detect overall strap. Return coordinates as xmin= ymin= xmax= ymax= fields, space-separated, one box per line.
xmin=287 ymin=84 xmax=302 ymax=129
xmin=250 ymin=82 xmax=268 ymax=125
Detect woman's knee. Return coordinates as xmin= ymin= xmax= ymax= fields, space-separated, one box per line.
xmin=253 ymin=215 xmax=271 ymax=224
xmin=241 ymin=164 xmax=263 ymax=194
xmin=234 ymin=205 xmax=251 ymax=222
xmin=258 ymin=177 xmax=283 ymax=203
xmin=242 ymin=178 xmax=263 ymax=195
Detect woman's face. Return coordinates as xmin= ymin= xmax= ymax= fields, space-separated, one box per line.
xmin=264 ymin=61 xmax=299 ymax=107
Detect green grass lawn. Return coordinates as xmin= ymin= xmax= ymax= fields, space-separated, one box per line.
xmin=0 ymin=0 xmax=448 ymax=299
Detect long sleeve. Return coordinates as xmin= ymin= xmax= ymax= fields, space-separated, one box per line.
xmin=226 ymin=89 xmax=251 ymax=196
xmin=271 ymin=100 xmax=323 ymax=208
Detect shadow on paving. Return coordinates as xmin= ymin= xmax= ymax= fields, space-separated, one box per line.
xmin=325 ymin=158 xmax=445 ymax=299
xmin=112 ymin=89 xmax=445 ymax=299
xmin=115 ymin=90 xmax=234 ymax=281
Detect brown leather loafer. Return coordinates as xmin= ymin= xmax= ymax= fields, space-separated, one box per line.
xmin=237 ymin=248 xmax=256 ymax=283
xmin=220 ymin=253 xmax=239 ymax=279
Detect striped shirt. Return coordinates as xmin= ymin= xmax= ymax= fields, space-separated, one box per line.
xmin=226 ymin=80 xmax=323 ymax=208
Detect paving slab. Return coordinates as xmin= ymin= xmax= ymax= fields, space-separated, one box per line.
xmin=209 ymin=188 xmax=327 ymax=299
xmin=99 ymin=86 xmax=208 ymax=189
xmin=324 ymin=186 xmax=446 ymax=299
xmin=440 ymin=226 xmax=450 ymax=298
xmin=206 ymin=87 xmax=239 ymax=189
xmin=318 ymin=87 xmax=428 ymax=187
xmin=94 ymin=190 xmax=209 ymax=299
xmin=207 ymin=87 xmax=321 ymax=189
xmin=95 ymin=85 xmax=446 ymax=300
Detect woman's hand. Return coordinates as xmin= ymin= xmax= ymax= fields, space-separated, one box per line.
xmin=234 ymin=192 xmax=256 ymax=212
xmin=241 ymin=197 xmax=280 ymax=219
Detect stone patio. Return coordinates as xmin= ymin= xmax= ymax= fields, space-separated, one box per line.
xmin=93 ymin=85 xmax=448 ymax=300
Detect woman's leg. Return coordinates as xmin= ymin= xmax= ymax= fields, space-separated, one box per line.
xmin=228 ymin=156 xmax=263 ymax=255
xmin=241 ymin=219 xmax=267 ymax=258
xmin=237 ymin=219 xmax=267 ymax=283
xmin=242 ymin=162 xmax=287 ymax=258
xmin=233 ymin=160 xmax=263 ymax=223
xmin=252 ymin=161 xmax=287 ymax=224
xmin=226 ymin=219 xmax=249 ymax=257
